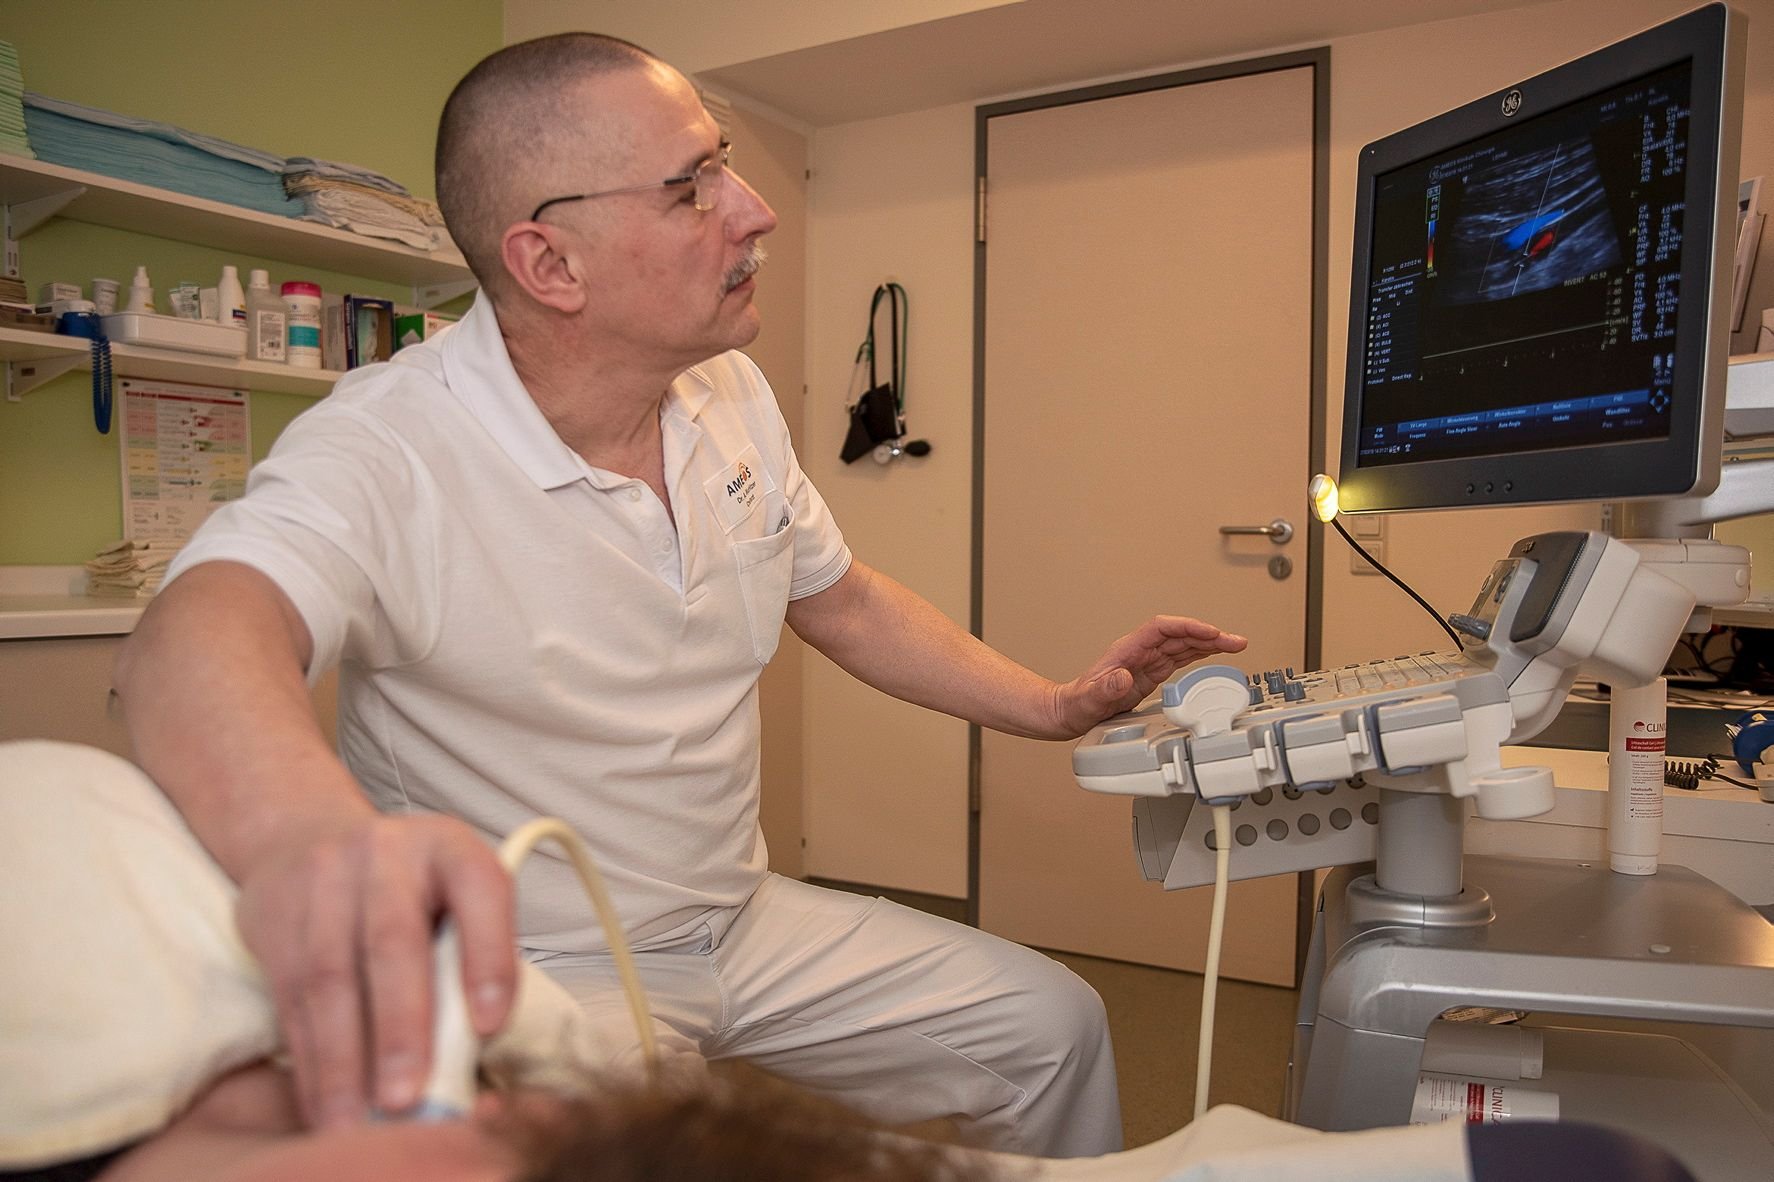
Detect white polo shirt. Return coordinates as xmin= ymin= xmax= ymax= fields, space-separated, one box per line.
xmin=168 ymin=296 xmax=851 ymax=953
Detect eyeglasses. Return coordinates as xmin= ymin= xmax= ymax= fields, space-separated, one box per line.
xmin=529 ymin=141 xmax=733 ymax=222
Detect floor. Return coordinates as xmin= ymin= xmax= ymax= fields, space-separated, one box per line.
xmin=810 ymin=879 xmax=1300 ymax=1149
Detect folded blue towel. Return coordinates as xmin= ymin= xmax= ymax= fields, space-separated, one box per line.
xmin=25 ymin=94 xmax=300 ymax=217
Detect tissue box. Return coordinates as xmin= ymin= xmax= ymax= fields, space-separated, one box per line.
xmin=394 ymin=311 xmax=457 ymax=351
xmin=322 ymin=294 xmax=395 ymax=371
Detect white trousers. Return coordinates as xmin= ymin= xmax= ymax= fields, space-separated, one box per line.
xmin=534 ymin=874 xmax=1123 ymax=1158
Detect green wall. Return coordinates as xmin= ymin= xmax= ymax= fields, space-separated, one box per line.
xmin=1 ymin=0 xmax=501 ymax=564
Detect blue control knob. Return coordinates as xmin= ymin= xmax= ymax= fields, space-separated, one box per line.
xmin=1283 ymin=681 xmax=1307 ymax=701
xmin=1249 ymin=684 xmax=1265 ymax=705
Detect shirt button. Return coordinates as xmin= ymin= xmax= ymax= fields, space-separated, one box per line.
xmin=627 ymin=488 xmax=643 ymax=503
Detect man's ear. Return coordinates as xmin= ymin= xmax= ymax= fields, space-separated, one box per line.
xmin=500 ymin=222 xmax=589 ymax=314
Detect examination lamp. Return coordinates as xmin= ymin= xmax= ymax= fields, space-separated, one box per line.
xmin=1307 ymin=472 xmax=1461 ymax=647
xmin=1308 ymin=473 xmax=1340 ymax=523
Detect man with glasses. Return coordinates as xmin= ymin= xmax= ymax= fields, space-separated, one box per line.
xmin=115 ymin=34 xmax=1246 ymax=1157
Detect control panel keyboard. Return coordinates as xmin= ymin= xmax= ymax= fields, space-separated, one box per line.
xmin=1075 ymin=650 xmax=1513 ymax=889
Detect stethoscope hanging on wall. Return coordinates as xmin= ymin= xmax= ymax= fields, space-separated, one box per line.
xmin=840 ymin=282 xmax=930 ymax=465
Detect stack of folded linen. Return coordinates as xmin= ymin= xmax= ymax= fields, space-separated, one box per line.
xmin=0 ymin=42 xmax=31 ymax=158
xmin=282 ymin=157 xmax=446 ymax=251
xmin=84 ymin=540 xmax=176 ymax=598
xmin=23 ymin=93 xmax=302 ymax=217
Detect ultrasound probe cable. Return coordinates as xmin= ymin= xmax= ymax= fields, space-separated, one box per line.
xmin=413 ymin=818 xmax=660 ymax=1120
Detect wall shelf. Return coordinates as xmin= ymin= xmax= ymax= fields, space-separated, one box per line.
xmin=0 ymin=325 xmax=343 ymax=400
xmin=0 ymin=154 xmax=477 ymax=307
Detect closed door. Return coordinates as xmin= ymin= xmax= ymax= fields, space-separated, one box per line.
xmin=978 ymin=65 xmax=1317 ymax=983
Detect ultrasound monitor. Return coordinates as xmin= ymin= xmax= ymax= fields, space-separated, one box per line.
xmin=1336 ymin=3 xmax=1745 ymax=515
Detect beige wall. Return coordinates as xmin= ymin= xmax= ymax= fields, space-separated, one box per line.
xmin=798 ymin=0 xmax=1774 ymax=894
xmin=502 ymin=0 xmax=1022 ymax=74
xmin=800 ymin=105 xmax=979 ymax=895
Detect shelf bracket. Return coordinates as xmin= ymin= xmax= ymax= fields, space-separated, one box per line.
xmin=6 ymin=355 xmax=84 ymax=401
xmin=5 ymin=184 xmax=88 ymax=240
xmin=413 ymin=277 xmax=477 ymax=310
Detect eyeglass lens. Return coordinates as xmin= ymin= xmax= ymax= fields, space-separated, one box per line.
xmin=694 ymin=149 xmax=730 ymax=212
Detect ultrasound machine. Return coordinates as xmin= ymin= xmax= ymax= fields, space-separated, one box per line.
xmin=1073 ymin=6 xmax=1774 ymax=1175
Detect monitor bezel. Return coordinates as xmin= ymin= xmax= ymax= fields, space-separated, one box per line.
xmin=1336 ymin=3 xmax=1742 ymax=515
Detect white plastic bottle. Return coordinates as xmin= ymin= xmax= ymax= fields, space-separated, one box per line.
xmin=245 ymin=270 xmax=287 ymax=363
xmin=281 ymin=281 xmax=323 ymax=369
xmin=1410 ymin=1074 xmax=1560 ymax=1124
xmin=124 ymin=265 xmax=154 ymax=315
xmin=1607 ymin=677 xmax=1667 ymax=875
xmin=217 ymin=265 xmax=246 ymax=328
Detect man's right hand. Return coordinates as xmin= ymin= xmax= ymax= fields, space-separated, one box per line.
xmin=234 ymin=813 xmax=517 ymax=1128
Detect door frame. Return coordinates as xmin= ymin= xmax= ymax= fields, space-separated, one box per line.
xmin=967 ymin=51 xmax=1332 ymax=959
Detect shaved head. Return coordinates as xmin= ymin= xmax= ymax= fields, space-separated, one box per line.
xmin=436 ymin=33 xmax=660 ymax=296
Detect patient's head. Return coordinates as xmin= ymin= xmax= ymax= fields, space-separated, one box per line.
xmin=510 ymin=1064 xmax=1006 ymax=1181
xmin=103 ymin=1062 xmax=1008 ymax=1182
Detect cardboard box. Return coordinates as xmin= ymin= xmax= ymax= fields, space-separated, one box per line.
xmin=322 ymin=294 xmax=396 ymax=371
xmin=394 ymin=311 xmax=458 ymax=351
xmin=1760 ymin=307 xmax=1774 ymax=355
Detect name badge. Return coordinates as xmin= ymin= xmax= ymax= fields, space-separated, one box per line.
xmin=702 ymin=445 xmax=777 ymax=534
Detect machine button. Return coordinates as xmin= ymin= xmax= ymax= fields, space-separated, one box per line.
xmin=1235 ymin=825 xmax=1258 ymax=847
xmin=1329 ymin=808 xmax=1352 ymax=830
xmin=1249 ymin=684 xmax=1264 ymax=705
xmin=1361 ymin=802 xmax=1380 ymax=825
xmin=1283 ymin=681 xmax=1307 ymax=701
xmin=1266 ymin=819 xmax=1289 ymax=841
xmin=1253 ymin=786 xmax=1273 ymax=806
xmin=1298 ymin=813 xmax=1321 ymax=836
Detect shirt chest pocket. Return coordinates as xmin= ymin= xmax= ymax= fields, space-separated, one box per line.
xmin=731 ymin=503 xmax=795 ymax=665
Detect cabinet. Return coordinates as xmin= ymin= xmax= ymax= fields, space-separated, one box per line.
xmin=0 ymin=154 xmax=477 ymax=401
xmin=0 ymin=630 xmax=340 ymax=757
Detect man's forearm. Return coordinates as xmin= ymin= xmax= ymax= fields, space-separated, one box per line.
xmin=113 ymin=561 xmax=373 ymax=880
xmin=786 ymin=561 xmax=1066 ymax=739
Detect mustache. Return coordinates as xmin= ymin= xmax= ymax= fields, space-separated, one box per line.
xmin=722 ymin=244 xmax=767 ymax=294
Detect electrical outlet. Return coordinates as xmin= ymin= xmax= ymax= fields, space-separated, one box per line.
xmin=1349 ymin=514 xmax=1386 ymax=575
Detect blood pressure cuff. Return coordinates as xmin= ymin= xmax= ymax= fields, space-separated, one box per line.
xmin=840 ymin=384 xmax=901 ymax=463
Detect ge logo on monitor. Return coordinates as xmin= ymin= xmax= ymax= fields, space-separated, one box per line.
xmin=1500 ymin=89 xmax=1523 ymax=116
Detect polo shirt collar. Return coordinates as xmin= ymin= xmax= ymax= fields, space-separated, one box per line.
xmin=439 ymin=295 xmax=719 ymax=492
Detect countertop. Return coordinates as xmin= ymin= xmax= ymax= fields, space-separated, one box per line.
xmin=0 ymin=566 xmax=145 ymax=639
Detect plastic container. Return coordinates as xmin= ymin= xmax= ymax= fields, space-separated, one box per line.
xmin=1409 ymin=1074 xmax=1559 ymax=1125
xmin=125 ymin=266 xmax=154 ymax=315
xmin=281 ymin=281 xmax=323 ymax=369
xmin=1421 ymin=1020 xmax=1544 ymax=1081
xmin=218 ymin=265 xmax=246 ymax=327
xmin=246 ymin=270 xmax=287 ymax=364
xmin=1607 ymin=677 xmax=1666 ymax=875
xmin=101 ymin=311 xmax=247 ymax=357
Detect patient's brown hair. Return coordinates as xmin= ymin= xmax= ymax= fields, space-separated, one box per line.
xmin=509 ymin=1066 xmax=1014 ymax=1182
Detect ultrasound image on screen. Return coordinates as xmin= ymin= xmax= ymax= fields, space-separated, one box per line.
xmin=1449 ymin=140 xmax=1624 ymax=302
xmin=1356 ymin=61 xmax=1692 ymax=469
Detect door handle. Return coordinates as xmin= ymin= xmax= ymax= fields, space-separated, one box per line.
xmin=1219 ymin=518 xmax=1294 ymax=545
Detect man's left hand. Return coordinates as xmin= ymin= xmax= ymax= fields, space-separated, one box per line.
xmin=1045 ymin=616 xmax=1248 ymax=738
